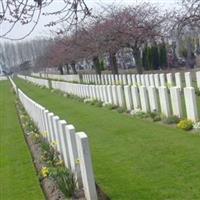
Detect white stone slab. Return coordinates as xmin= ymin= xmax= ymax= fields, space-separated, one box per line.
xmin=127 ymin=74 xmax=132 ymax=85
xmin=170 ymin=87 xmax=183 ymax=118
xmin=116 ymin=85 xmax=125 ymax=107
xmin=131 ymin=86 xmax=141 ymax=109
xmin=107 ymin=85 xmax=113 ymax=104
xmin=166 ymin=73 xmax=173 ymax=87
xmin=147 ymin=86 xmax=159 ymax=112
xmin=131 ymin=74 xmax=137 ymax=86
xmin=149 ymin=74 xmax=155 ymax=87
xmin=158 ymin=87 xmax=171 ymax=117
xmin=124 ymin=85 xmax=133 ymax=110
xmin=196 ymin=71 xmax=200 ymax=89
xmin=185 ymin=72 xmax=192 ymax=87
xmin=160 ymin=73 xmax=166 ymax=86
xmin=112 ymin=85 xmax=118 ymax=106
xmin=76 ymin=132 xmax=97 ymax=200
xmin=154 ymin=74 xmax=160 ymax=88
xmin=184 ymin=87 xmax=199 ymax=122
xmin=139 ymin=86 xmax=150 ymax=112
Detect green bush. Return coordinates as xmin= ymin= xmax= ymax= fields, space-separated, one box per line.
xmin=177 ymin=119 xmax=193 ymax=131
xmin=195 ymin=87 xmax=200 ymax=96
xmin=50 ymin=167 xmax=77 ymax=198
xmin=94 ymin=101 xmax=103 ymax=107
xmin=116 ymin=107 xmax=126 ymax=113
xmin=134 ymin=111 xmax=150 ymax=119
xmin=40 ymin=141 xmax=60 ymax=167
xmin=162 ymin=116 xmax=180 ymax=124
xmin=149 ymin=112 xmax=161 ymax=122
xmin=105 ymin=104 xmax=118 ymax=110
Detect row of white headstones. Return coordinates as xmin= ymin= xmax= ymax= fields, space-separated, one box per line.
xmin=51 ymin=80 xmax=199 ymax=122
xmin=82 ymin=71 xmax=200 ymax=89
xmin=17 ymin=74 xmax=200 ymax=122
xmin=32 ymin=72 xmax=81 ymax=83
xmin=9 ymin=77 xmax=98 ymax=200
xmin=18 ymin=75 xmax=50 ymax=87
xmin=0 ymin=76 xmax=7 ymax=81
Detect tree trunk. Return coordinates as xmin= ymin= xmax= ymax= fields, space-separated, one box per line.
xmin=186 ymin=38 xmax=193 ymax=68
xmin=71 ymin=61 xmax=77 ymax=74
xmin=132 ymin=47 xmax=143 ymax=74
xmin=58 ymin=64 xmax=64 ymax=75
xmin=109 ymin=52 xmax=118 ymax=74
xmin=65 ymin=63 xmax=70 ymax=74
xmin=92 ymin=56 xmax=101 ymax=74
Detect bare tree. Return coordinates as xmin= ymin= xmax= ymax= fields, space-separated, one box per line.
xmin=0 ymin=0 xmax=91 ymax=40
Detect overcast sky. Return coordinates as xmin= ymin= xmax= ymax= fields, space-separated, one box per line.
xmin=1 ymin=0 xmax=182 ymax=41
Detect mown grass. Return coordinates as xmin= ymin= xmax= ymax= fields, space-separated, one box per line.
xmin=15 ymin=78 xmax=200 ymax=200
xmin=0 ymin=81 xmax=44 ymax=200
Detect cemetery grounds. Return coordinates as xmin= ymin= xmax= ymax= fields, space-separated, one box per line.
xmin=5 ymin=77 xmax=199 ymax=200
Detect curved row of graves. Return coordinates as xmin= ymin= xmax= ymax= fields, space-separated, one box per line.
xmin=82 ymin=72 xmax=200 ymax=89
xmin=18 ymin=73 xmax=200 ymax=122
xmin=9 ymin=77 xmax=98 ymax=200
xmin=0 ymin=76 xmax=7 ymax=81
xmin=32 ymin=71 xmax=200 ymax=89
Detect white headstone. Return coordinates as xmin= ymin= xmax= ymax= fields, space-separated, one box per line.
xmin=65 ymin=125 xmax=82 ymax=186
xmin=158 ymin=87 xmax=171 ymax=117
xmin=160 ymin=73 xmax=166 ymax=86
xmin=154 ymin=74 xmax=160 ymax=88
xmin=170 ymin=87 xmax=183 ymax=118
xmin=145 ymin=74 xmax=150 ymax=86
xmin=185 ymin=72 xmax=192 ymax=87
xmin=136 ymin=74 xmax=141 ymax=86
xmin=124 ymin=85 xmax=133 ymax=110
xmin=107 ymin=85 xmax=113 ymax=104
xmin=127 ymin=74 xmax=132 ymax=85
xmin=116 ymin=85 xmax=125 ymax=107
xmin=131 ymin=74 xmax=137 ymax=86
xmin=141 ymin=75 xmax=145 ymax=86
xmin=139 ymin=86 xmax=150 ymax=112
xmin=111 ymin=75 xmax=115 ymax=85
xmin=149 ymin=74 xmax=155 ymax=87
xmin=76 ymin=132 xmax=97 ymax=200
xmin=112 ymin=85 xmax=118 ymax=106
xmin=166 ymin=73 xmax=173 ymax=87
xmin=58 ymin=120 xmax=71 ymax=169
xmin=131 ymin=86 xmax=141 ymax=109
xmin=114 ymin=74 xmax=119 ymax=84
xmin=147 ymin=86 xmax=159 ymax=112
xmin=122 ymin=74 xmax=127 ymax=85
xmin=196 ymin=71 xmax=200 ymax=89
xmin=184 ymin=87 xmax=199 ymax=122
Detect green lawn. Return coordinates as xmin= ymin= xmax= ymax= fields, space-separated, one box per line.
xmin=0 ymin=81 xmax=44 ymax=200
xmin=15 ymin=78 xmax=200 ymax=200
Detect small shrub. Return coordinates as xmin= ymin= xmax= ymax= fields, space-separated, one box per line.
xmin=40 ymin=141 xmax=60 ymax=166
xmin=195 ymin=87 xmax=200 ymax=96
xmin=40 ymin=166 xmax=50 ymax=178
xmin=134 ymin=111 xmax=150 ymax=119
xmin=32 ymin=133 xmax=42 ymax=144
xmin=177 ymin=119 xmax=193 ymax=131
xmin=89 ymin=100 xmax=97 ymax=105
xmin=105 ymin=103 xmax=118 ymax=110
xmin=50 ymin=167 xmax=77 ymax=198
xmin=162 ymin=115 xmax=180 ymax=124
xmin=83 ymin=98 xmax=93 ymax=104
xmin=149 ymin=112 xmax=162 ymax=122
xmin=116 ymin=107 xmax=126 ymax=113
xmin=95 ymin=101 xmax=103 ymax=107
xmin=193 ymin=121 xmax=200 ymax=130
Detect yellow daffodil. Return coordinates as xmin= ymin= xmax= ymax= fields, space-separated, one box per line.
xmin=41 ymin=167 xmax=49 ymax=178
